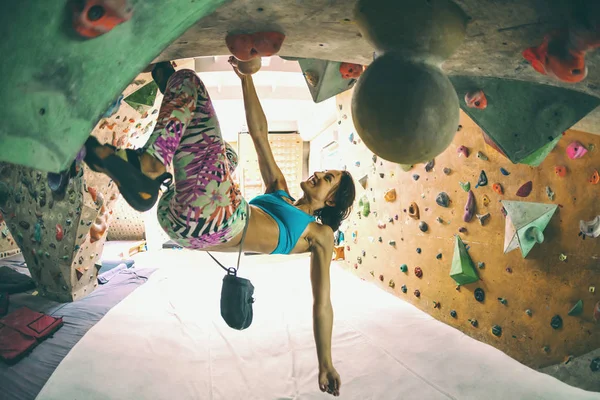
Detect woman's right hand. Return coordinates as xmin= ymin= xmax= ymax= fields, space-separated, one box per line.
xmin=228 ymin=56 xmax=262 ymax=78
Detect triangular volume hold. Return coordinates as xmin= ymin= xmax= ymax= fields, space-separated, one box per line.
xmin=450 ymin=235 xmax=479 ymax=285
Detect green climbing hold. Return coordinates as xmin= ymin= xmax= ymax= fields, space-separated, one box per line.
xmin=568 ymin=300 xmax=583 ymax=316
xmin=459 ymin=181 xmax=470 ymax=192
xmin=34 ymin=222 xmax=42 ymax=243
xmin=491 ymin=325 xmax=502 ymax=337
xmin=358 ymin=196 xmax=371 ymax=217
xmin=450 ymin=235 xmax=479 ymax=285
xmin=400 ymin=264 xmax=408 ymax=272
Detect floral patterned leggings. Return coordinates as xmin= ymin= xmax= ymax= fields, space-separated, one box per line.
xmin=144 ymin=69 xmax=248 ymax=249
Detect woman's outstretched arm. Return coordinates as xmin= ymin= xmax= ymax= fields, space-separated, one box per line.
xmin=231 ymin=57 xmax=289 ymax=194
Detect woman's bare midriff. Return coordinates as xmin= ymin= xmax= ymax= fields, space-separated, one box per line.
xmin=200 ymin=205 xmax=313 ymax=254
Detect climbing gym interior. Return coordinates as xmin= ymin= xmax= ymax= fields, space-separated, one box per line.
xmin=1 ymin=0 xmax=599 ymax=399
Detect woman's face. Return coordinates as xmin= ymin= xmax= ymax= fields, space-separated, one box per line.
xmin=300 ymin=170 xmax=343 ymax=206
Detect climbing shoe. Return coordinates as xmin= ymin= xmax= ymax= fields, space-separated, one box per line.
xmin=84 ymin=136 xmax=172 ymax=212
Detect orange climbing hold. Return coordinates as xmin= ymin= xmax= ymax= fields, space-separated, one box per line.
xmin=73 ymin=0 xmax=133 ymax=39
xmin=226 ymin=31 xmax=286 ymax=61
xmin=492 ymin=183 xmax=503 ymax=195
xmin=384 ymin=188 xmax=397 ymax=202
xmin=88 ymin=187 xmax=98 ymax=202
xmin=465 ymin=90 xmax=487 ymax=109
xmin=590 ymin=170 xmax=600 ymax=185
xmin=339 ymin=62 xmax=364 ymax=79
xmin=555 ymin=165 xmax=567 ymax=177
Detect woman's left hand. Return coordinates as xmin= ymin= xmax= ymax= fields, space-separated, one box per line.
xmin=319 ymin=365 xmax=341 ymax=397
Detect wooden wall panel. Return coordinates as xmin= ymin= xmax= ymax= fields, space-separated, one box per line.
xmin=328 ymin=89 xmax=599 ymax=369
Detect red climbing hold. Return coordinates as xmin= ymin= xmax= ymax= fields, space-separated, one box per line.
xmin=56 ymin=224 xmax=64 ymax=242
xmin=522 ymin=29 xmax=591 ymax=84
xmin=465 ymin=90 xmax=487 ymax=109
xmin=516 ymin=181 xmax=533 ymax=197
xmin=226 ymin=31 xmax=286 ymax=61
xmin=589 ymin=170 xmax=600 ymax=185
xmin=555 ymin=165 xmax=567 ymax=177
xmin=73 ymin=0 xmax=133 ymax=39
xmin=88 ymin=186 xmax=98 ymax=202
xmin=414 ymin=289 xmax=421 ymax=298
xmin=339 ymin=62 xmax=364 ymax=79
xmin=492 ymin=183 xmax=503 ymax=195
xmin=414 ymin=267 xmax=423 ymax=278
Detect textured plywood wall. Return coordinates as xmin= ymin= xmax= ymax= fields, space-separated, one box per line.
xmin=0 ymin=219 xmax=19 ymax=258
xmin=327 ymin=89 xmax=599 ymax=369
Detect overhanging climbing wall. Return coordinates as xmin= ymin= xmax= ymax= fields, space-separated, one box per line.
xmin=318 ymin=88 xmax=600 ymax=369
xmin=0 ymin=0 xmax=228 ymax=174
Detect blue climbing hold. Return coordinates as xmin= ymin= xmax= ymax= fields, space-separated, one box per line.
xmin=500 ymin=168 xmax=510 ymax=176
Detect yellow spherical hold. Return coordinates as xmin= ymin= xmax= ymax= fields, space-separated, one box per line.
xmin=351 ymin=53 xmax=459 ymax=165
xmin=353 ymin=0 xmax=468 ymax=63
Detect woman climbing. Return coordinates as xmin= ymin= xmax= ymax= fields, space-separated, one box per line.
xmin=83 ymin=57 xmax=356 ymax=397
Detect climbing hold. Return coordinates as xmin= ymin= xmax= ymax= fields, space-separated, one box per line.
xmin=354 ymin=160 xmax=360 ymax=167
xmin=451 ymin=235 xmax=479 ymax=285
xmin=400 ymin=264 xmax=408 ymax=273
xmin=349 ymin=133 xmax=355 ymax=143
xmin=388 ymin=279 xmax=395 ymax=289
xmin=379 ymin=274 xmax=384 ymax=282
xmin=408 ymin=202 xmax=420 ymax=219
xmin=580 ymin=216 xmax=600 ymax=238
xmin=384 ymin=188 xmax=397 ymax=202
xmin=401 ymin=285 xmax=407 ymax=294
xmin=457 ymin=146 xmax=469 ymax=158
xmin=492 ymin=183 xmax=503 ymax=195
xmin=414 ymin=290 xmax=421 ymax=298
xmin=500 ymin=168 xmax=510 ymax=176
xmin=459 ymin=181 xmax=470 ymax=192
xmin=526 ymin=309 xmax=533 ymax=316
xmin=372 ymin=154 xmax=378 ymax=163
xmin=450 ymin=310 xmax=457 ymax=318
xmin=591 ymin=357 xmax=600 ymax=372
xmin=476 ymin=213 xmax=490 ymax=226
xmin=433 ymin=301 xmax=440 ymax=309
xmin=378 ymin=237 xmax=383 ymax=243
xmin=377 ymin=221 xmax=387 ymax=229
xmin=559 ymin=253 xmax=567 ymax=261
xmin=55 ymin=224 xmax=64 ymax=241
xmin=339 ymin=62 xmax=364 ymax=79
xmin=72 ymin=0 xmax=134 ymax=39
xmin=412 ymin=174 xmax=420 ymax=181
xmin=416 ymin=248 xmax=422 ymax=254
xmin=388 ymin=240 xmax=396 ymax=246
xmin=475 ymin=170 xmax=488 ymax=188
xmin=226 ymin=31 xmax=286 ymax=61
xmin=468 ymin=319 xmax=478 ymax=328
xmin=568 ymin=300 xmax=583 ymax=316
xmin=491 ymin=325 xmax=502 ymax=337
xmin=458 ymin=227 xmax=467 ymax=233
xmin=589 ymin=170 xmax=600 ymax=185
xmin=443 ymin=167 xmax=452 ymax=175
xmin=436 ymin=217 xmax=444 ymax=224
xmin=358 ymin=196 xmax=370 ymax=217
xmin=361 ymin=250 xmax=367 ymax=257
xmin=425 ymin=159 xmax=435 ymax=172
xmin=566 ymin=141 xmax=588 ymax=159
xmin=464 ymin=191 xmax=475 ymax=222
xmin=476 ymin=151 xmax=488 ymax=161
xmin=474 ymin=288 xmax=485 ymax=302
xmin=516 ymin=181 xmax=533 ymax=197
xmin=379 ymin=173 xmax=385 ymax=178
xmin=482 ymin=195 xmax=490 ymax=207
xmin=414 ymin=267 xmax=423 ymax=278
xmin=550 ymin=315 xmax=563 ymax=329
xmin=545 ymin=186 xmax=555 ymax=201
xmin=477 ymin=262 xmax=485 ymax=269
xmin=75 ymin=268 xmax=84 ymax=281
xmin=465 ymin=90 xmax=487 ymax=109
xmin=418 ymin=221 xmax=428 ymax=232
xmin=590 ymin=286 xmax=596 ymax=293
xmin=554 ymin=165 xmax=567 ymax=177
xmin=34 ymin=222 xmax=42 ymax=243
xmin=502 ymin=200 xmax=558 ymax=258
xmin=19 ymin=221 xmax=30 ymax=230
xmin=436 ymin=192 xmax=450 ymax=208
xmin=436 ymin=253 xmax=442 ymax=260
xmin=358 ymin=175 xmax=368 ymax=189
xmin=498 ymin=297 xmax=508 ymax=305
xmin=542 ymin=346 xmax=550 ymax=353
xmin=357 ymin=256 xmax=363 ymax=264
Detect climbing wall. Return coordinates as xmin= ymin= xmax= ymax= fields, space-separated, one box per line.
xmin=321 ymin=89 xmax=600 ymax=369
xmin=0 ymin=220 xmax=20 ymax=259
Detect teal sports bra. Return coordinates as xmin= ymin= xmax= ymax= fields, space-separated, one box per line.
xmin=249 ymin=190 xmax=316 ymax=254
